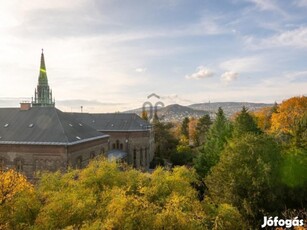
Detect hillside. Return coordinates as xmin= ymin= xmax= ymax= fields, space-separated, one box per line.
xmin=124 ymin=102 xmax=273 ymax=122
xmin=188 ymin=102 xmax=273 ymax=117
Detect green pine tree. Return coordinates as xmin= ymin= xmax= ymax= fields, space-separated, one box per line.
xmin=195 ymin=114 xmax=212 ymax=146
xmin=194 ymin=107 xmax=232 ymax=177
xmin=233 ymin=106 xmax=261 ymax=137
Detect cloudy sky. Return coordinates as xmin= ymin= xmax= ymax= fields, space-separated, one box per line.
xmin=0 ymin=0 xmax=306 ymax=112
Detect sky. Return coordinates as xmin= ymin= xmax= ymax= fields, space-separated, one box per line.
xmin=0 ymin=0 xmax=306 ymax=112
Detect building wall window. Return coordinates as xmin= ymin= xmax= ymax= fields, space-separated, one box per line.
xmin=0 ymin=158 xmax=5 ymax=171
xmin=140 ymin=148 xmax=143 ymax=167
xmin=145 ymin=148 xmax=148 ymax=167
xmin=133 ymin=149 xmax=137 ymax=168
xmin=112 ymin=143 xmax=116 ymax=149
xmin=120 ymin=143 xmax=123 ymax=150
xmin=76 ymin=157 xmax=82 ymax=169
xmin=116 ymin=140 xmax=120 ymax=149
xmin=15 ymin=159 xmax=23 ymax=172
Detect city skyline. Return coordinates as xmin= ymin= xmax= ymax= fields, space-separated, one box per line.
xmin=0 ymin=0 xmax=307 ymax=112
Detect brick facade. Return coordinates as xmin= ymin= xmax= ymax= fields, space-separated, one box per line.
xmin=0 ymin=138 xmax=108 ymax=179
xmin=104 ymin=130 xmax=155 ymax=170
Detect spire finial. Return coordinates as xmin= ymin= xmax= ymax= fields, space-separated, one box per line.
xmin=42 ymin=48 xmax=44 ymax=54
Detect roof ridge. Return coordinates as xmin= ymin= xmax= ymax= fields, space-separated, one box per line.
xmin=54 ymin=108 xmax=69 ymax=144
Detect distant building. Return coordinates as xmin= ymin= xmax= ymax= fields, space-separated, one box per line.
xmin=0 ymin=51 xmax=153 ymax=178
xmin=0 ymin=106 xmax=109 ymax=178
xmin=70 ymin=113 xmax=154 ymax=169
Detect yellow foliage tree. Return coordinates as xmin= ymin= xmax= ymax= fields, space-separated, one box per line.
xmin=0 ymin=169 xmax=33 ymax=205
xmin=253 ymin=106 xmax=275 ymax=131
xmin=271 ymin=96 xmax=307 ymax=136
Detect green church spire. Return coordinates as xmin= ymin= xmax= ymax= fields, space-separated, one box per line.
xmin=38 ymin=49 xmax=48 ymax=85
xmin=32 ymin=49 xmax=55 ymax=107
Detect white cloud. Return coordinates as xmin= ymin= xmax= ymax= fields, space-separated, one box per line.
xmin=284 ymin=71 xmax=307 ymax=81
xmin=263 ymin=27 xmax=307 ymax=48
xmin=221 ymin=71 xmax=239 ymax=84
xmin=220 ymin=56 xmax=266 ymax=72
xmin=244 ymin=27 xmax=307 ymax=49
xmin=247 ymin=0 xmax=287 ymax=16
xmin=295 ymin=0 xmax=307 ymax=7
xmin=185 ymin=66 xmax=214 ymax=80
xmin=135 ymin=68 xmax=147 ymax=73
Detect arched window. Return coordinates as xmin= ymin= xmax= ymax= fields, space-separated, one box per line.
xmin=116 ymin=140 xmax=120 ymax=149
xmin=112 ymin=143 xmax=116 ymax=149
xmin=120 ymin=143 xmax=123 ymax=150
xmin=76 ymin=157 xmax=82 ymax=169
xmin=15 ymin=159 xmax=23 ymax=172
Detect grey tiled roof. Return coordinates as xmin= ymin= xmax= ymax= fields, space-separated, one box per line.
xmin=69 ymin=113 xmax=151 ymax=132
xmin=0 ymin=107 xmax=108 ymax=145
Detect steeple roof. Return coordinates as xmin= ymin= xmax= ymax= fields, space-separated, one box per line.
xmin=38 ymin=49 xmax=48 ymax=85
xmin=32 ymin=49 xmax=55 ymax=107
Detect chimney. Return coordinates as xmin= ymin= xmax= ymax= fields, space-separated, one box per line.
xmin=20 ymin=101 xmax=31 ymax=111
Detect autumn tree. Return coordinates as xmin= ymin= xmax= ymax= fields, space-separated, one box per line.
xmin=253 ymin=103 xmax=278 ymax=132
xmin=141 ymin=110 xmax=148 ymax=121
xmin=271 ymin=96 xmax=307 ymax=144
xmin=0 ymin=170 xmax=38 ymax=229
xmin=188 ymin=117 xmax=198 ymax=145
xmin=205 ymin=134 xmax=282 ymax=226
xmin=0 ymin=169 xmax=33 ymax=205
xmin=194 ymin=108 xmax=232 ymax=177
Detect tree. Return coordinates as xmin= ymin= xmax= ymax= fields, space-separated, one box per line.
xmin=0 ymin=169 xmax=33 ymax=205
xmin=141 ymin=110 xmax=148 ymax=121
xmin=205 ymin=134 xmax=282 ymax=226
xmin=0 ymin=170 xmax=38 ymax=229
xmin=188 ymin=117 xmax=198 ymax=145
xmin=194 ymin=108 xmax=232 ymax=177
xmin=153 ymin=121 xmax=178 ymax=159
xmin=170 ymin=145 xmax=193 ymax=166
xmin=253 ymin=105 xmax=277 ymax=132
xmin=181 ymin=117 xmax=190 ymax=139
xmin=195 ymin=114 xmax=212 ymax=146
xmin=271 ymin=96 xmax=307 ymax=138
xmin=0 ymin=158 xmax=247 ymax=229
xmin=233 ymin=106 xmax=261 ymax=137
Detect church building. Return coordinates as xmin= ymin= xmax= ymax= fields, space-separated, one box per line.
xmin=0 ymin=51 xmax=154 ymax=178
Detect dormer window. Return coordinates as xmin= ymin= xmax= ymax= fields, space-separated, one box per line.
xmin=76 ymin=136 xmax=81 ymax=140
xmin=69 ymin=124 xmax=73 ymax=127
xmin=28 ymin=124 xmax=34 ymax=128
xmin=4 ymin=123 xmax=9 ymax=128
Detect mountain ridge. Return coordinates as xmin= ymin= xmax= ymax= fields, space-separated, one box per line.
xmin=124 ymin=102 xmax=273 ymax=122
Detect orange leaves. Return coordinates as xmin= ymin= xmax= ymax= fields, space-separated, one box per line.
xmin=271 ymin=96 xmax=307 ymax=135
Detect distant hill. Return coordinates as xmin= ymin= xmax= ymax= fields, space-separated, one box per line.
xmin=156 ymin=104 xmax=208 ymax=122
xmin=188 ymin=102 xmax=273 ymax=117
xmin=124 ymin=102 xmax=273 ymax=122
